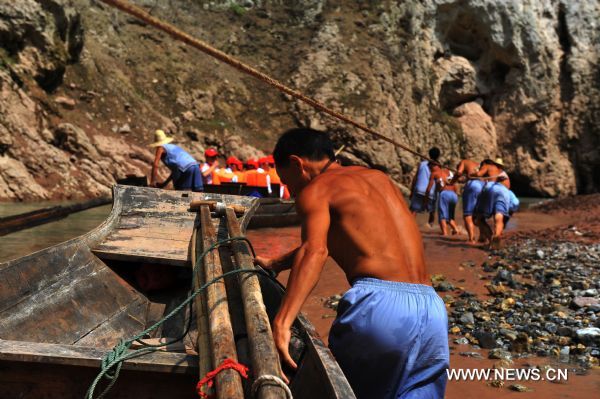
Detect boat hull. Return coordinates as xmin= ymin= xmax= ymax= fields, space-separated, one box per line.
xmin=0 ymin=185 xmax=354 ymax=398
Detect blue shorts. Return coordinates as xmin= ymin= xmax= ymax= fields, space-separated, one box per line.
xmin=173 ymin=164 xmax=203 ymax=191
xmin=329 ymin=278 xmax=449 ymax=399
xmin=508 ymin=190 xmax=519 ymax=214
xmin=462 ymin=180 xmax=484 ymax=216
xmin=474 ymin=183 xmax=510 ymax=219
xmin=438 ymin=190 xmax=458 ymax=222
xmin=409 ymin=193 xmax=436 ymax=213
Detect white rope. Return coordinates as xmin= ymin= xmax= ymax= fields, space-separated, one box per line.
xmin=252 ymin=374 xmax=293 ymax=399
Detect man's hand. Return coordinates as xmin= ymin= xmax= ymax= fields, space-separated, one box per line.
xmin=254 ymin=255 xmax=274 ymax=271
xmin=272 ymin=320 xmax=298 ymax=375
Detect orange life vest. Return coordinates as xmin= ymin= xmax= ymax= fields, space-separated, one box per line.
xmin=268 ymin=169 xmax=281 ymax=185
xmin=246 ymin=169 xmax=269 ymax=188
xmin=234 ymin=171 xmax=247 ymax=183
xmin=216 ymin=169 xmax=236 ymax=183
xmin=211 ymin=172 xmax=220 ymax=185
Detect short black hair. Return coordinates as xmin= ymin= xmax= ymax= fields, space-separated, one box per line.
xmin=273 ymin=128 xmax=335 ymax=167
xmin=428 ymin=147 xmax=441 ymax=160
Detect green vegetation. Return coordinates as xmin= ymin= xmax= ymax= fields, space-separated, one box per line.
xmin=229 ymin=3 xmax=246 ymax=17
xmin=0 ymin=48 xmax=17 ymax=71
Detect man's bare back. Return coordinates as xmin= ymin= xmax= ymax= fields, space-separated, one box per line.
xmin=475 ymin=162 xmax=510 ymax=188
xmin=457 ymin=159 xmax=479 ymax=177
xmin=299 ymin=165 xmax=428 ymax=284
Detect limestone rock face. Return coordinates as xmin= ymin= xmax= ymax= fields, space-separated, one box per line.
xmin=0 ymin=0 xmax=598 ymax=199
xmin=434 ymin=56 xmax=479 ymax=111
xmin=429 ymin=0 xmax=599 ymax=195
xmin=452 ymin=102 xmax=498 ymax=161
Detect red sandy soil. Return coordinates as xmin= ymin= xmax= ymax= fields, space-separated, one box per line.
xmin=247 ymin=197 xmax=600 ymax=398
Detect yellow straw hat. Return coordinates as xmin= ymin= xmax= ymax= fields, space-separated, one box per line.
xmin=493 ymin=157 xmax=505 ymax=167
xmin=149 ymin=129 xmax=174 ymax=147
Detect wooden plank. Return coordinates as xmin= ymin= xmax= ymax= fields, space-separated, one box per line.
xmin=199 ymin=206 xmax=244 ymax=399
xmin=0 ymin=360 xmax=197 ymax=399
xmin=0 ymin=339 xmax=197 ymax=374
xmin=0 ymin=259 xmax=145 ymax=345
xmin=0 ymin=243 xmax=92 ymax=314
xmin=73 ymin=299 xmax=147 ymax=348
xmin=226 ymin=208 xmax=287 ymax=399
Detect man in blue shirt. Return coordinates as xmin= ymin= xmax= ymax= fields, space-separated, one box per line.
xmin=409 ymin=147 xmax=441 ymax=227
xmin=149 ymin=130 xmax=203 ymax=191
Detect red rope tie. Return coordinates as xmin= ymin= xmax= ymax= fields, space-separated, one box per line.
xmin=196 ymin=358 xmax=249 ymax=399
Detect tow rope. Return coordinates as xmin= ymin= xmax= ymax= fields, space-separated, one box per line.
xmin=98 ymin=0 xmax=444 ymax=168
xmin=196 ymin=358 xmax=250 ymax=399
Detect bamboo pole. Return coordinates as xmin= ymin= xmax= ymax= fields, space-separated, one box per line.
xmin=199 ymin=206 xmax=244 ymax=399
xmin=191 ymin=227 xmax=213 ymax=393
xmin=225 ymin=208 xmax=286 ymax=398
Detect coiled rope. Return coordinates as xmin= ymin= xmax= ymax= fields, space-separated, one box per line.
xmin=98 ymin=0 xmax=444 ymax=168
xmin=86 ymin=236 xmax=277 ymax=399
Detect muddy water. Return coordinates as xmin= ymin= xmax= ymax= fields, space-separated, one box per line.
xmin=0 ymin=202 xmax=112 ymax=263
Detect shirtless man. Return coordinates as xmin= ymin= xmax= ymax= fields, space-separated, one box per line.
xmin=424 ymin=163 xmax=459 ymax=236
xmin=255 ymin=128 xmax=449 ymax=399
xmin=471 ymin=158 xmax=511 ymax=248
xmin=451 ymin=159 xmax=483 ymax=243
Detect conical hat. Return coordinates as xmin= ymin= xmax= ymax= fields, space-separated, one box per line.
xmin=150 ymin=129 xmax=174 ymax=147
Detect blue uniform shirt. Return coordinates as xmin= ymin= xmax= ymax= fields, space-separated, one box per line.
xmin=162 ymin=143 xmax=197 ymax=173
xmin=414 ymin=161 xmax=436 ymax=199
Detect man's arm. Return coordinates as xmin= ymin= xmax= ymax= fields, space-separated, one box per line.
xmin=201 ymin=160 xmax=220 ymax=177
xmin=255 ymin=248 xmax=299 ymax=274
xmin=450 ymin=160 xmax=464 ymax=184
xmin=272 ymin=185 xmax=330 ymax=369
xmin=150 ymin=147 xmax=164 ymax=186
xmin=423 ymin=173 xmax=436 ymax=205
xmin=156 ymin=173 xmax=173 ymax=189
xmin=472 ymin=164 xmax=489 ymax=178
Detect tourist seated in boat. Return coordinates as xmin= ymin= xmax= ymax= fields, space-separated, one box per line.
xmin=246 ymin=157 xmax=272 ymax=195
xmin=245 ymin=158 xmax=259 ymax=170
xmin=149 ymin=129 xmax=203 ymax=192
xmin=451 ymin=159 xmax=484 ymax=244
xmin=263 ymin=155 xmax=291 ymax=199
xmin=201 ymin=148 xmax=220 ymax=185
xmin=409 ymin=147 xmax=440 ymax=228
xmin=471 ymin=158 xmax=513 ymax=249
xmin=424 ymin=162 xmax=459 ymax=236
xmin=255 ymin=127 xmax=449 ymax=399
xmin=228 ymin=156 xmax=247 ymax=183
xmin=212 ymin=156 xmax=243 ymax=184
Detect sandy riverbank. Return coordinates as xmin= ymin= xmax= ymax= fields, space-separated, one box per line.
xmin=247 ymin=194 xmax=600 ymax=398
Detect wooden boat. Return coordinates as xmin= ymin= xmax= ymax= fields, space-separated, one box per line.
xmin=202 ymin=184 xmax=299 ymax=229
xmin=0 ymin=185 xmax=354 ymax=399
xmin=116 ymin=176 xmax=300 ymax=229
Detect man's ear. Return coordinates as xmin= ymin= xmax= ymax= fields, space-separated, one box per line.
xmin=289 ymin=155 xmax=303 ymax=171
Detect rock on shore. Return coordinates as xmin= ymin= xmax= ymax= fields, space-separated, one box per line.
xmin=445 ymin=240 xmax=600 ymax=369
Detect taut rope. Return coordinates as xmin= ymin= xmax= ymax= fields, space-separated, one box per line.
xmin=98 ymin=0 xmax=444 ymax=168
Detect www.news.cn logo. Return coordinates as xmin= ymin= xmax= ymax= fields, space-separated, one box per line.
xmin=446 ymin=368 xmax=568 ymax=382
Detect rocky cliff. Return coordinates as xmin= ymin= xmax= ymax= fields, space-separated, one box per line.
xmin=0 ymin=0 xmax=598 ymax=200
